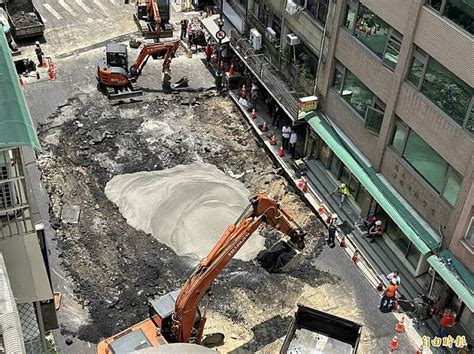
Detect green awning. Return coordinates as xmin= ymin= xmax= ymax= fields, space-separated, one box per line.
xmin=307 ymin=112 xmax=440 ymax=254
xmin=428 ymin=251 xmax=474 ymax=312
xmin=0 ymin=30 xmax=41 ymax=150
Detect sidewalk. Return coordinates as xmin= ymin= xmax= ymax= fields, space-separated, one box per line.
xmin=228 ymin=90 xmax=433 ymax=353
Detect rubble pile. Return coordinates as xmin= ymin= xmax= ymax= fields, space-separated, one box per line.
xmin=11 ymin=11 xmax=41 ymax=26
xmin=37 ymin=90 xmax=330 ymax=347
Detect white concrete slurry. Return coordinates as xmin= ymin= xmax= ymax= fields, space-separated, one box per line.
xmin=105 ymin=163 xmax=266 ymax=263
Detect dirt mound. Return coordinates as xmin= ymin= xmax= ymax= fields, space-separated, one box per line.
xmin=105 ymin=163 xmax=265 ymax=263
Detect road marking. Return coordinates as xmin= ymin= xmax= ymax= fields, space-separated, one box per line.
xmin=107 ymin=0 xmax=117 ymax=6
xmin=74 ymin=0 xmax=92 ymax=13
xmin=92 ymin=0 xmax=108 ymax=13
xmin=58 ymin=0 xmax=77 ymax=16
xmin=43 ymin=3 xmax=63 ymax=19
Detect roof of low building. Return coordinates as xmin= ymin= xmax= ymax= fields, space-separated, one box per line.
xmin=0 ymin=30 xmax=41 ymax=150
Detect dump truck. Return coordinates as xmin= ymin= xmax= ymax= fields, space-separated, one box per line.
xmin=3 ymin=0 xmax=44 ymax=39
xmin=281 ymin=304 xmax=362 ymax=353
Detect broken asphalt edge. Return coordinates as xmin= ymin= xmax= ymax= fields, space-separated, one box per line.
xmin=228 ymin=92 xmax=431 ymax=354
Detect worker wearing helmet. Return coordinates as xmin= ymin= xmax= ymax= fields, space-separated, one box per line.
xmin=35 ymin=41 xmax=44 ymax=66
xmin=331 ymin=183 xmax=351 ymax=208
xmin=367 ymin=220 xmax=384 ymax=243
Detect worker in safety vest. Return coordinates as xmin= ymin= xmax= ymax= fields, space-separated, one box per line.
xmin=331 ymin=183 xmax=350 ymax=208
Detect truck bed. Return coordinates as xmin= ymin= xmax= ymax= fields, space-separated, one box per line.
xmin=6 ymin=0 xmax=44 ymax=38
xmin=280 ymin=305 xmax=362 ymax=354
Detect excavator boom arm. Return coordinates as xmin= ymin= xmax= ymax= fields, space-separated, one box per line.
xmin=129 ymin=40 xmax=179 ymax=79
xmin=171 ymin=194 xmax=306 ymax=343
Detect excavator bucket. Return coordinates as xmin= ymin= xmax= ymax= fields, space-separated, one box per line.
xmin=257 ymin=240 xmax=303 ymax=273
xmin=172 ymin=76 xmax=189 ymax=89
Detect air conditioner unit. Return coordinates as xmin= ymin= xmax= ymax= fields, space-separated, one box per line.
xmin=286 ymin=0 xmax=299 ymax=15
xmin=266 ymin=27 xmax=277 ymax=42
xmin=250 ymin=28 xmax=262 ymax=50
xmin=287 ymin=33 xmax=300 ymax=46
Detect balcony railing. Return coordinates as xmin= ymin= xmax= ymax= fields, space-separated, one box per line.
xmin=0 ymin=148 xmax=33 ymax=239
xmin=229 ymin=29 xmax=300 ymax=121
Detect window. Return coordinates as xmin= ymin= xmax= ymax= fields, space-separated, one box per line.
xmin=271 ymin=15 xmax=281 ymax=39
xmin=407 ymin=46 xmax=474 ymax=133
xmin=465 ymin=218 xmax=474 ymax=248
xmin=427 ymin=0 xmax=474 ymax=34
xmin=343 ymin=1 xmax=403 ymax=70
xmin=307 ymin=0 xmax=329 ymax=25
xmin=390 ymin=120 xmax=463 ymax=205
xmin=295 ymin=43 xmax=318 ymax=79
xmin=404 ymin=130 xmax=448 ymax=192
xmin=332 ymin=63 xmax=386 ymax=135
xmin=256 ymin=2 xmax=270 ymax=26
xmin=383 ymin=29 xmax=402 ymax=70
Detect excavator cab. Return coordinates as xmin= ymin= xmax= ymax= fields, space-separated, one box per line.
xmin=105 ymin=43 xmax=128 ymax=71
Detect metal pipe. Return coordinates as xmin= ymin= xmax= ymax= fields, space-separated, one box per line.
xmin=313 ymin=0 xmax=330 ymax=96
xmin=0 ymin=253 xmax=26 ymax=353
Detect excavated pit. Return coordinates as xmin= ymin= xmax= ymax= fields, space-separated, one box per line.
xmin=105 ymin=163 xmax=266 ymax=264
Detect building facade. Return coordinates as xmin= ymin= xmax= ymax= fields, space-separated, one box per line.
xmin=224 ymin=0 xmax=473 ymax=338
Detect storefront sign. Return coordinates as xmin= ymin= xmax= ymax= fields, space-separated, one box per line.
xmin=298 ymin=96 xmax=318 ymax=119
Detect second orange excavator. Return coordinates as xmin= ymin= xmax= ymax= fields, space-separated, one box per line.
xmin=97 ymin=194 xmax=306 ymax=353
xmin=96 ymin=40 xmax=180 ymax=101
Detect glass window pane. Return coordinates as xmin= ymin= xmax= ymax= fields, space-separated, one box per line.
xmin=295 ymin=43 xmax=318 ymax=79
xmin=353 ymin=5 xmax=390 ymax=58
xmin=365 ymin=107 xmax=384 ymax=135
xmin=442 ymin=170 xmax=462 ymax=206
xmin=317 ymin=0 xmax=328 ymax=25
xmin=421 ymin=58 xmax=473 ymax=128
xmin=332 ymin=67 xmax=343 ymax=93
xmin=390 ymin=123 xmax=406 ymax=154
xmin=465 ymin=219 xmax=474 ymax=248
xmin=406 ymin=243 xmax=421 ymax=268
xmin=342 ymin=70 xmax=374 ymax=117
xmin=355 ymin=185 xmax=366 ymax=207
xmin=427 ymin=0 xmax=443 ymax=11
xmin=340 ymin=166 xmax=351 ymax=186
xmin=344 ymin=4 xmax=357 ymax=30
xmin=444 ymin=0 xmax=474 ymax=35
xmin=403 ymin=130 xmax=448 ymax=192
xmin=383 ymin=37 xmax=401 ymax=70
xmin=408 ymin=56 xmax=424 ymax=87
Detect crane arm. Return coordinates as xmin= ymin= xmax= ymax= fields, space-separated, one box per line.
xmin=129 ymin=40 xmax=179 ymax=79
xmin=148 ymin=0 xmax=161 ymax=39
xmin=171 ymin=194 xmax=306 ymax=343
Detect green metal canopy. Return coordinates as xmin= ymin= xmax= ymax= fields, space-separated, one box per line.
xmin=306 ymin=112 xmax=440 ymax=254
xmin=0 ymin=30 xmax=41 ymax=150
xmin=428 ymin=251 xmax=474 ymax=312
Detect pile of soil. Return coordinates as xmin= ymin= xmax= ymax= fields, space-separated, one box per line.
xmin=37 ymin=90 xmax=332 ymax=347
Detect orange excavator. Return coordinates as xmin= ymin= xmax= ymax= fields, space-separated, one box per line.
xmin=97 ymin=194 xmax=306 ymax=353
xmin=96 ymin=40 xmax=180 ymax=101
xmin=134 ymin=0 xmax=173 ymax=40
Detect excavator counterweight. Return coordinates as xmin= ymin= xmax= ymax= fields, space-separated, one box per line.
xmin=97 ymin=194 xmax=306 ymax=353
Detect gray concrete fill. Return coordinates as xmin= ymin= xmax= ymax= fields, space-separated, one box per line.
xmin=105 ymin=163 xmax=265 ymax=264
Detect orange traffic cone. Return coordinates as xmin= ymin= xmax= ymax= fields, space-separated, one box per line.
xmin=228 ymin=63 xmax=235 ymax=76
xmin=19 ymin=75 xmax=25 ymax=86
xmin=317 ymin=205 xmax=325 ymax=214
xmin=270 ymin=135 xmax=277 ymax=145
xmin=340 ymin=235 xmax=347 ymax=248
xmin=297 ymin=178 xmax=308 ymax=193
xmin=251 ymin=109 xmax=257 ymax=120
xmin=389 ymin=334 xmax=399 ymax=352
xmin=260 ymin=121 xmax=269 ymax=132
xmin=278 ymin=146 xmax=284 ymax=157
xmin=352 ymin=250 xmax=359 ymax=263
xmin=48 ymin=68 xmax=56 ymax=81
xmin=395 ymin=316 xmax=405 ymax=333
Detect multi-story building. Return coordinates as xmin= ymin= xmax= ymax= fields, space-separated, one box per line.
xmin=0 ymin=32 xmax=58 ymax=352
xmin=222 ymin=0 xmax=473 ymax=339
